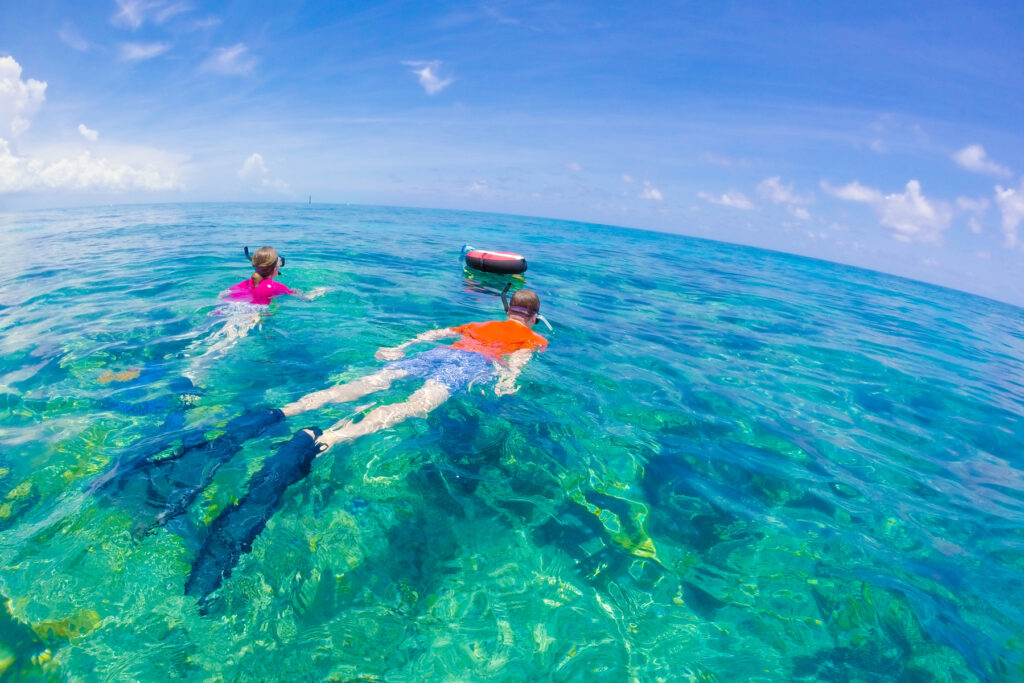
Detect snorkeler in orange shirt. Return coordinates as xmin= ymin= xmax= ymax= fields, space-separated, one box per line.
xmin=279 ymin=287 xmax=548 ymax=450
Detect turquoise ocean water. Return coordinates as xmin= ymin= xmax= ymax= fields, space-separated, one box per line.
xmin=0 ymin=203 xmax=1022 ymax=681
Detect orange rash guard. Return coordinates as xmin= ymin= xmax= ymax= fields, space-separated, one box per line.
xmin=450 ymin=320 xmax=548 ymax=362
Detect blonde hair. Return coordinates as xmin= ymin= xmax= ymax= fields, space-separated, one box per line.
xmin=250 ymin=247 xmax=280 ymax=285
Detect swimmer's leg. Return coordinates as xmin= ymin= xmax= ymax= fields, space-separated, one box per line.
xmin=280 ymin=368 xmax=408 ymax=417
xmin=185 ymin=427 xmax=322 ymax=605
xmin=95 ymin=408 xmax=286 ymax=531
xmin=316 ymin=379 xmax=450 ymax=452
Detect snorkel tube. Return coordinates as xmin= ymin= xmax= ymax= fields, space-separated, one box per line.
xmin=502 ymin=283 xmax=552 ymax=331
xmin=244 ymin=246 xmax=285 ymax=268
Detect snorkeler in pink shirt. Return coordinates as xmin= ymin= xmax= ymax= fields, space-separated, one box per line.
xmin=184 ymin=246 xmax=324 ymax=381
xmin=226 ymin=246 xmax=295 ymax=305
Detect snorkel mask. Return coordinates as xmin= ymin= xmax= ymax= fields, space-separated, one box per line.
xmin=502 ymin=283 xmax=552 ymax=331
xmin=244 ymin=246 xmax=285 ymax=269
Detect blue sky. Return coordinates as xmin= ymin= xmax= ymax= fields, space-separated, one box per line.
xmin=2 ymin=1 xmax=1023 ymax=304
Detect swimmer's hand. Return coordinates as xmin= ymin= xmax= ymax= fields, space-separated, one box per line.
xmin=492 ymin=349 xmax=532 ymax=396
xmin=306 ymin=286 xmax=329 ymax=300
xmin=493 ymin=376 xmax=519 ymax=396
xmin=375 ymin=346 xmax=404 ymax=361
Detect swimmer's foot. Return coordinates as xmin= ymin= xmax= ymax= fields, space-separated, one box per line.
xmin=315 ymin=403 xmax=374 ymax=455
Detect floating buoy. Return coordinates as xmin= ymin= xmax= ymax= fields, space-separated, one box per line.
xmin=461 ymin=245 xmax=527 ymax=274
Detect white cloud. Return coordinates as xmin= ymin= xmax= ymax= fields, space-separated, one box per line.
xmin=869 ymin=139 xmax=886 ymax=154
xmin=0 ymin=138 xmax=181 ymax=192
xmin=58 ymin=23 xmax=90 ymax=51
xmin=567 ymin=161 xmax=582 ymax=172
xmin=237 ymin=153 xmax=289 ymax=191
xmin=697 ymin=189 xmax=753 ymax=210
xmin=621 ymin=173 xmax=634 ymax=183
xmin=202 ymin=44 xmax=257 ymax=75
xmin=953 ymin=144 xmax=1012 ymax=178
xmin=757 ymin=176 xmax=812 ymax=206
xmin=821 ymin=180 xmax=880 ymax=203
xmin=78 ymin=124 xmax=98 ymax=142
xmin=640 ymin=181 xmax=663 ymax=201
xmin=822 ymin=179 xmax=952 ymax=244
xmin=789 ymin=206 xmax=811 ymax=221
xmin=995 ymin=182 xmax=1024 ymax=249
xmin=121 ymin=42 xmax=171 ymax=61
xmin=403 ymin=60 xmax=454 ymax=95
xmin=0 ymin=57 xmax=47 ymax=138
xmin=238 ymin=153 xmax=267 ymax=180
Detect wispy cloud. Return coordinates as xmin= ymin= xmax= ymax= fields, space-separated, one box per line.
xmin=701 ymin=151 xmax=749 ymax=168
xmin=953 ymin=144 xmax=1012 ymax=178
xmin=201 ymin=44 xmax=257 ymax=75
xmin=403 ymin=60 xmax=454 ymax=95
xmin=697 ymin=189 xmax=753 ymax=209
xmin=0 ymin=56 xmax=47 ymax=137
xmin=758 ymin=176 xmax=813 ymax=220
xmin=112 ymin=0 xmax=191 ymax=29
xmin=621 ymin=173 xmax=634 ymax=183
xmin=154 ymin=2 xmax=191 ymax=24
xmin=120 ymin=42 xmax=171 ymax=61
xmin=58 ymin=23 xmax=90 ymax=51
xmin=78 ymin=123 xmax=99 ymax=141
xmin=995 ymin=182 xmax=1024 ymax=249
xmin=191 ymin=16 xmax=221 ymax=30
xmin=822 ymin=179 xmax=952 ymax=244
xmin=757 ymin=176 xmax=812 ymax=205
xmin=237 ymin=153 xmax=289 ymax=191
xmin=112 ymin=0 xmax=147 ymax=29
xmin=640 ymin=181 xmax=663 ymax=201
xmin=956 ymin=196 xmax=988 ymax=234
xmin=567 ymin=161 xmax=582 ymax=172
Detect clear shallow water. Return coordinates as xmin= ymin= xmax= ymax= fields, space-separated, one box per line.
xmin=0 ymin=203 xmax=1022 ymax=681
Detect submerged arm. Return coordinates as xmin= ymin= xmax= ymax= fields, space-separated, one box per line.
xmin=493 ymin=349 xmax=534 ymax=396
xmin=375 ymin=327 xmax=458 ymax=360
xmin=287 ymin=286 xmax=328 ymax=301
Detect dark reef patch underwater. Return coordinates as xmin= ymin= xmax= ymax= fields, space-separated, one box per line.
xmin=1 ymin=203 xmax=1022 ymax=680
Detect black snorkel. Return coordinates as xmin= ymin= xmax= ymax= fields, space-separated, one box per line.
xmin=501 ymin=282 xmax=511 ymax=314
xmin=244 ymin=246 xmax=285 ymax=268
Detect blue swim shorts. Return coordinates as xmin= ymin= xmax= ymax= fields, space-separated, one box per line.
xmin=387 ymin=347 xmax=493 ymax=393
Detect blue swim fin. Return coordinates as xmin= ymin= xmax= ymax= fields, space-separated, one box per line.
xmin=185 ymin=427 xmax=323 ymax=607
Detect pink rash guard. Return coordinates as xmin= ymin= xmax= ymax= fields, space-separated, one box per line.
xmin=226 ymin=278 xmax=294 ymax=305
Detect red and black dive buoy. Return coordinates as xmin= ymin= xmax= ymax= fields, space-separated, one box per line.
xmin=461 ymin=245 xmax=528 ymax=275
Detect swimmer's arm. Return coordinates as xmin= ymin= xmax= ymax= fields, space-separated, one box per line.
xmin=375 ymin=328 xmax=457 ymax=361
xmin=493 ymin=349 xmax=533 ymax=396
xmin=288 ymin=287 xmax=329 ymax=301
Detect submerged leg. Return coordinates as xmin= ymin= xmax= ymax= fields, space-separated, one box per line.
xmin=280 ymin=368 xmax=407 ymax=417
xmin=95 ymin=408 xmax=286 ymax=532
xmin=316 ymin=380 xmax=450 ymax=451
xmin=185 ymin=427 xmax=323 ymax=604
